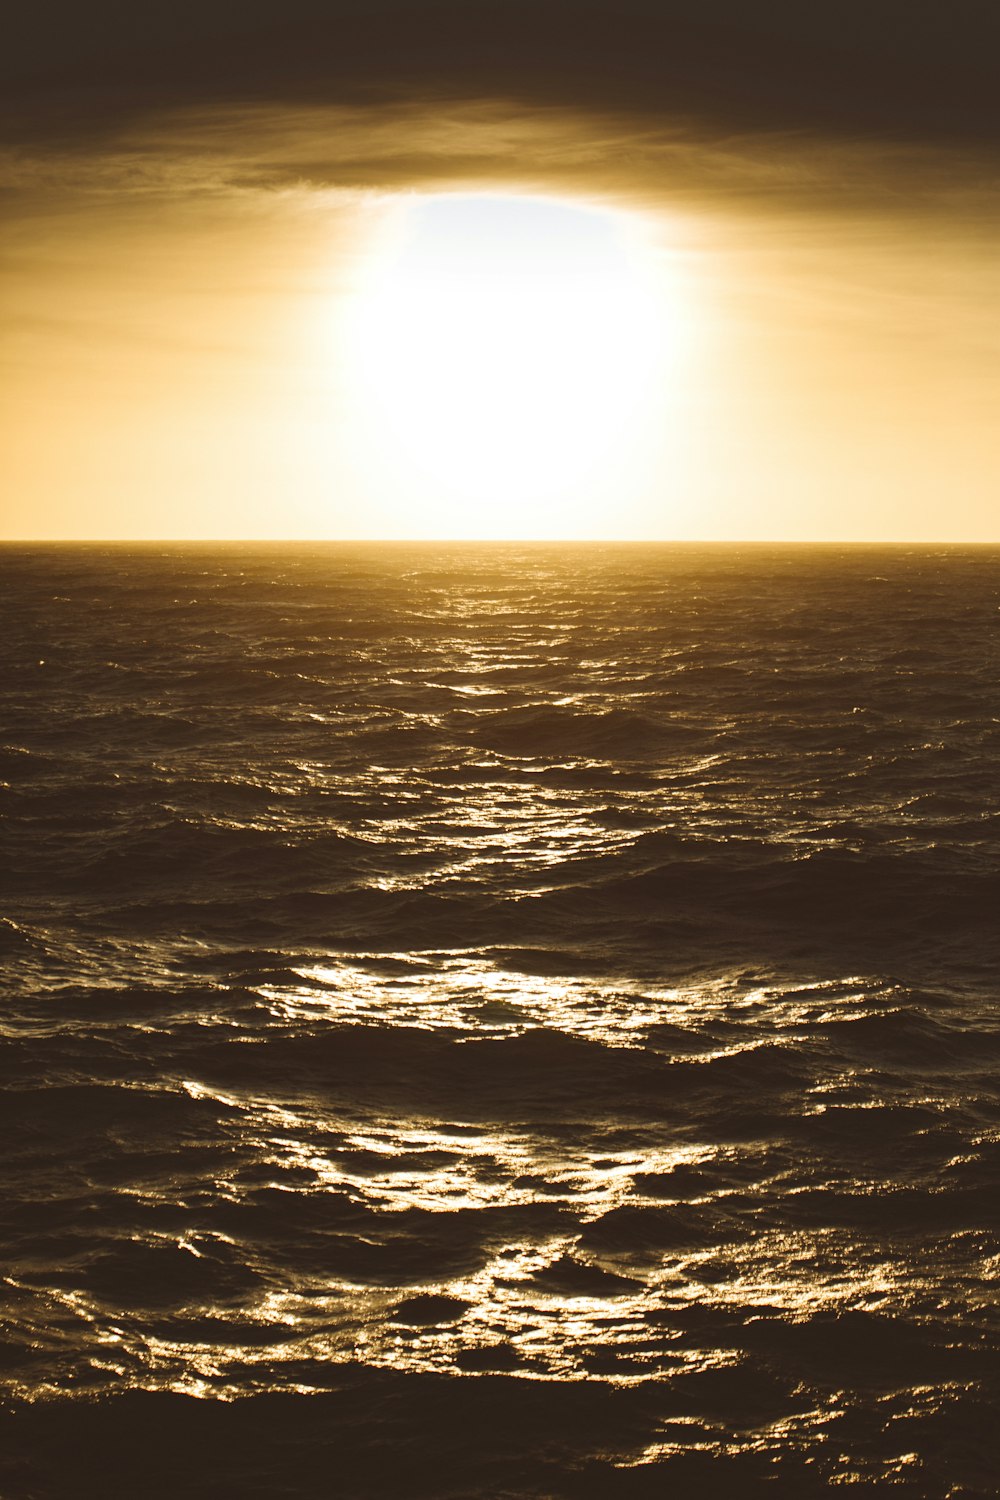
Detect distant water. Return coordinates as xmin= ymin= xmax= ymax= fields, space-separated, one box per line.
xmin=2 ymin=542 xmax=999 ymax=1497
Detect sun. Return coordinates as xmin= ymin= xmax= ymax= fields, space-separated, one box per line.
xmin=343 ymin=193 xmax=677 ymax=539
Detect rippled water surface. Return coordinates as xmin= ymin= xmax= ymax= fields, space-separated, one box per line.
xmin=2 ymin=543 xmax=999 ymax=1496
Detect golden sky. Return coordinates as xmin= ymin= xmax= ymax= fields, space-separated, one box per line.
xmin=3 ymin=2 xmax=999 ymax=540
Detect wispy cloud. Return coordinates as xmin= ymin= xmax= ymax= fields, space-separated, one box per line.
xmin=4 ymin=99 xmax=999 ymax=224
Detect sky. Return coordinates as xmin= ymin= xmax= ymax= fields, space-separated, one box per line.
xmin=3 ymin=0 xmax=999 ymax=540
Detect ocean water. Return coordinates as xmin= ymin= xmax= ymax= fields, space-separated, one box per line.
xmin=1 ymin=541 xmax=998 ymax=1497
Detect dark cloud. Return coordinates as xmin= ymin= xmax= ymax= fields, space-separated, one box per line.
xmin=5 ymin=0 xmax=1000 ymax=155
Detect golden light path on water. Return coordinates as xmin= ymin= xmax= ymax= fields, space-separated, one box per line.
xmin=9 ymin=959 xmax=983 ymax=1412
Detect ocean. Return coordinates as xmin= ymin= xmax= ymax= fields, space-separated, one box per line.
xmin=1 ymin=542 xmax=998 ymax=1497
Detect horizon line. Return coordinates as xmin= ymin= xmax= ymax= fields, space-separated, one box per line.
xmin=2 ymin=537 xmax=1000 ymax=548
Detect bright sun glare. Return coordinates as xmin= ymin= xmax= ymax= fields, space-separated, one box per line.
xmin=346 ymin=194 xmax=676 ymax=538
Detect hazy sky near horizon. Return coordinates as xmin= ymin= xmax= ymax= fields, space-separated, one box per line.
xmin=3 ymin=1 xmax=999 ymax=540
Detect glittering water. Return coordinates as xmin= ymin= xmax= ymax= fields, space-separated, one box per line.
xmin=2 ymin=542 xmax=999 ymax=1496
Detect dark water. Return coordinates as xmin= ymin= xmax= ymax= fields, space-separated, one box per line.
xmin=2 ymin=542 xmax=999 ymax=1497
